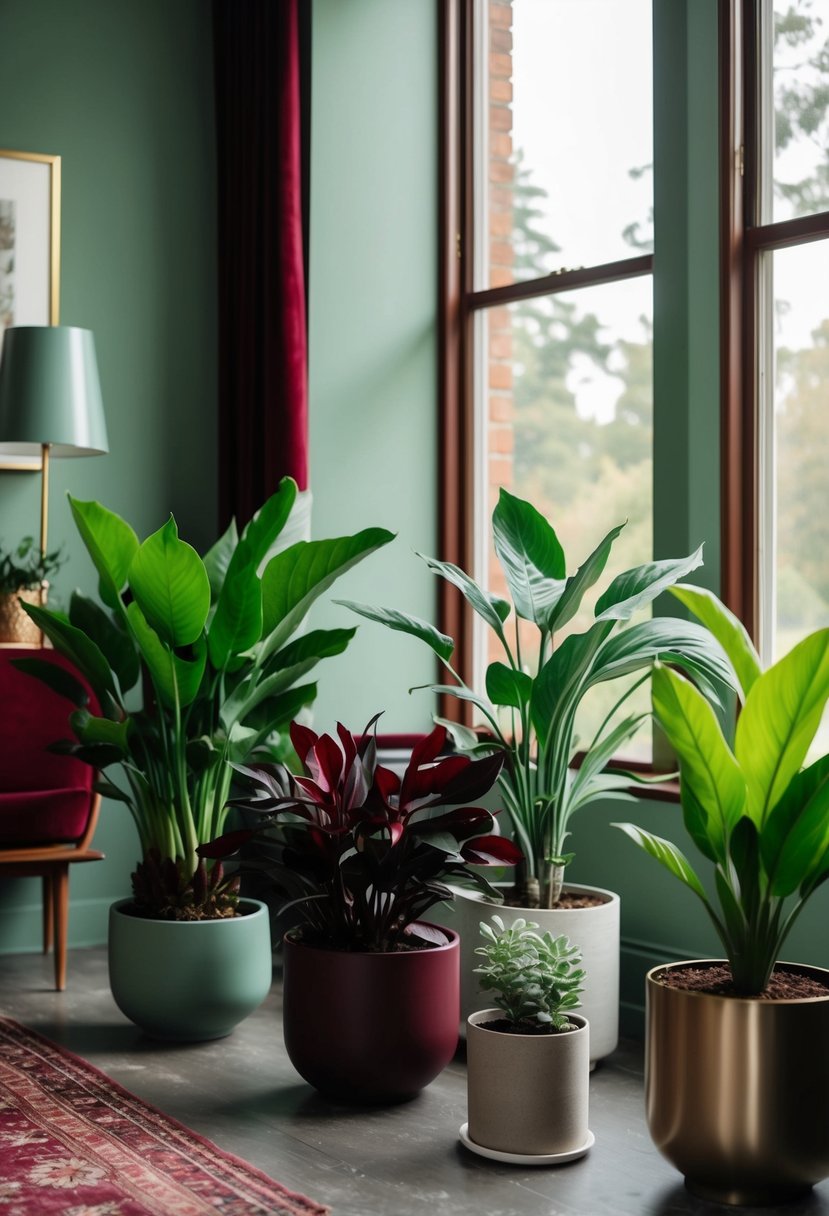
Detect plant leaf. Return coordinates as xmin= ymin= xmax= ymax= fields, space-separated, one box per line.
xmin=267 ymin=627 xmax=357 ymax=672
xmin=669 ymin=583 xmax=761 ymax=700
xmin=70 ymin=708 xmax=131 ymax=754
xmin=203 ymin=517 xmax=239 ymax=601
xmin=19 ymin=602 xmax=119 ymax=713
xmin=338 ymin=601 xmax=454 ymax=663
xmin=613 ymin=822 xmax=708 ymax=901
xmin=652 ymin=664 xmax=746 ymax=863
xmin=485 ymin=662 xmax=532 ymax=709
xmin=68 ymin=591 xmax=140 ymax=693
xmin=491 ymin=488 xmax=566 ymax=626
xmin=126 ymin=602 xmax=206 ymax=708
xmin=68 ymin=497 xmax=139 ymax=611
xmin=207 ymin=553 xmax=262 ymax=670
xmin=589 ymin=618 xmax=737 ymax=696
xmin=530 ymin=620 xmax=614 ymax=745
xmin=239 ymin=478 xmax=298 ymax=567
xmin=11 ymin=658 xmax=90 ymax=708
xmin=419 ymin=553 xmax=510 ymax=632
xmin=594 ymin=546 xmax=704 ymax=621
xmin=548 ymin=522 xmax=625 ymax=631
xmin=735 ymin=628 xmax=829 ymax=826
xmin=761 ymin=755 xmax=829 ymax=896
xmin=260 ymin=528 xmax=395 ymax=653
xmin=128 ymin=516 xmax=211 ymax=647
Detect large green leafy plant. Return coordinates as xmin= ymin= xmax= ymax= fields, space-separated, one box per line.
xmin=20 ymin=478 xmax=393 ymax=919
xmin=342 ymin=489 xmax=737 ymax=908
xmin=616 ymin=586 xmax=829 ymax=995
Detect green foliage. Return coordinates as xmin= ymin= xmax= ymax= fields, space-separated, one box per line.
xmin=17 ymin=481 xmax=393 ymax=919
xmin=474 ymin=915 xmax=584 ymax=1032
xmin=340 ymin=491 xmax=737 ymax=907
xmin=616 ymin=589 xmax=829 ymax=994
xmin=0 ymin=537 xmax=64 ymax=594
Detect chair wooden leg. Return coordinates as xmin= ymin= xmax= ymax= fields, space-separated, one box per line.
xmin=52 ymin=865 xmax=69 ymax=992
xmin=42 ymin=875 xmax=54 ymax=954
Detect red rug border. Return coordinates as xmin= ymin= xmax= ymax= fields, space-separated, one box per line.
xmin=0 ymin=1015 xmax=330 ymax=1216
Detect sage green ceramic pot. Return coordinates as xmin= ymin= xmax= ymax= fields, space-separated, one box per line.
xmin=108 ymin=898 xmax=272 ymax=1041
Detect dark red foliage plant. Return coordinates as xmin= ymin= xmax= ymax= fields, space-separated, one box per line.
xmin=200 ymin=717 xmax=522 ymax=952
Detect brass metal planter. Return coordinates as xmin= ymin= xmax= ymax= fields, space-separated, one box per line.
xmin=0 ymin=586 xmax=45 ymax=645
xmin=646 ymin=960 xmax=829 ymax=1206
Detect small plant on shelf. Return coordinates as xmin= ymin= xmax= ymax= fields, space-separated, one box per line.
xmin=474 ymin=914 xmax=585 ymax=1033
xmin=0 ymin=536 xmax=64 ymax=593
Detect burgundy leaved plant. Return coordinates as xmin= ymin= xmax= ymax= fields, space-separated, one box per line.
xmin=200 ymin=718 xmax=522 ymax=951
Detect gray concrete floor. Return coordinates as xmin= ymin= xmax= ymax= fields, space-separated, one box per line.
xmin=0 ymin=946 xmax=827 ymax=1216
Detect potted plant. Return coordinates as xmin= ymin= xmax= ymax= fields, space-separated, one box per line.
xmin=615 ymin=585 xmax=829 ymax=1205
xmin=0 ymin=536 xmax=64 ymax=644
xmin=463 ymin=914 xmax=592 ymax=1162
xmin=203 ymin=718 xmax=522 ymax=1102
xmin=340 ymin=488 xmax=737 ymax=1060
xmin=19 ymin=478 xmax=394 ymax=1041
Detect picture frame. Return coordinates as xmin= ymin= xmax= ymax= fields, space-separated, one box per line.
xmin=0 ymin=149 xmax=61 ymax=471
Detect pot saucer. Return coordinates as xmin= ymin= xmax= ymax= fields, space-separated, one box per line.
xmin=458 ymin=1124 xmax=594 ymax=1165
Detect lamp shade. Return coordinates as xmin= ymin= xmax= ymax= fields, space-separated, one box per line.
xmin=0 ymin=326 xmax=108 ymax=457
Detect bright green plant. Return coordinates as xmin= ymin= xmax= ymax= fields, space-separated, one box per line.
xmin=19 ymin=478 xmax=393 ymax=919
xmin=0 ymin=536 xmax=64 ymax=594
xmin=341 ymin=489 xmax=737 ymax=908
xmin=474 ymin=914 xmax=585 ymax=1032
xmin=616 ymin=585 xmax=829 ymax=995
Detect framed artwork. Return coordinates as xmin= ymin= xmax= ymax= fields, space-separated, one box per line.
xmin=0 ymin=149 xmax=61 ymax=470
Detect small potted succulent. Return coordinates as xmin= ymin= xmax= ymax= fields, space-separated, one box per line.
xmin=463 ymin=915 xmax=592 ymax=1161
xmin=19 ymin=478 xmax=394 ymax=1041
xmin=0 ymin=536 xmax=64 ymax=644
xmin=615 ymin=585 xmax=829 ymax=1205
xmin=342 ymin=488 xmax=737 ymax=1059
xmin=204 ymin=719 xmax=522 ymax=1102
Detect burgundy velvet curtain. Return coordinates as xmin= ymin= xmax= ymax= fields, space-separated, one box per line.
xmin=213 ymin=0 xmax=310 ymax=529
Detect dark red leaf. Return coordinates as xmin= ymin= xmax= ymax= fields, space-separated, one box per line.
xmin=290 ymin=721 xmax=319 ymax=767
xmin=197 ymin=829 xmax=255 ymax=859
xmin=461 ymin=834 xmax=524 ymax=865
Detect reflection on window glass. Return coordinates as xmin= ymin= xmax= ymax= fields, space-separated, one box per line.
xmin=481 ymin=0 xmax=653 ymax=289
xmin=478 ymin=277 xmax=653 ymax=759
xmin=771 ymin=0 xmax=829 ymax=222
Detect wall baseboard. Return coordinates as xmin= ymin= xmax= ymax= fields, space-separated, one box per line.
xmin=0 ymin=896 xmax=112 ymax=955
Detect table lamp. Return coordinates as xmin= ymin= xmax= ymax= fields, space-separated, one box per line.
xmin=0 ymin=326 xmax=108 ymax=557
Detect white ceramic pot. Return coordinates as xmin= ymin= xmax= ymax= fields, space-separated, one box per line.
xmin=444 ymin=883 xmax=619 ymax=1064
xmin=466 ymin=1009 xmax=590 ymax=1156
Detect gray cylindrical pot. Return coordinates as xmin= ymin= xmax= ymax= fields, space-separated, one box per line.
xmin=108 ymin=898 xmax=272 ymax=1041
xmin=467 ymin=1010 xmax=590 ymax=1156
xmin=447 ymin=884 xmax=619 ymax=1063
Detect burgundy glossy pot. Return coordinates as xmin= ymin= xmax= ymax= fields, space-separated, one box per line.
xmin=282 ymin=925 xmax=460 ymax=1103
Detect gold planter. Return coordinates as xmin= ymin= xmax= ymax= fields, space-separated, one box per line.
xmin=646 ymin=960 xmax=829 ymax=1206
xmin=0 ymin=585 xmax=46 ymax=645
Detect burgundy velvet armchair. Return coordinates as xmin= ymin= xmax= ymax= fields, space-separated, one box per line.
xmin=0 ymin=647 xmax=104 ymax=990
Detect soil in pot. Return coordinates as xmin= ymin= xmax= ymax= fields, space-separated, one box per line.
xmin=477 ymin=1018 xmax=580 ymax=1035
xmin=655 ymin=962 xmax=829 ymax=999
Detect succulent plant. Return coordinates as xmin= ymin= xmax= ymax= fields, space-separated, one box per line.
xmin=474 ymin=914 xmax=585 ymax=1032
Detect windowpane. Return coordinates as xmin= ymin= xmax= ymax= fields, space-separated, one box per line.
xmin=767 ymin=242 xmax=829 ymax=695
xmin=475 ymin=276 xmax=653 ymax=758
xmin=768 ymin=0 xmax=829 ymax=222
xmin=477 ymin=0 xmax=653 ymax=290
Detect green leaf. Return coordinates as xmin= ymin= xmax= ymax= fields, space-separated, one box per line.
xmin=219 ymin=662 xmax=319 ymax=732
xmin=432 ymin=716 xmax=483 ymax=753
xmin=761 ymin=755 xmax=829 ymax=896
xmin=419 ymin=554 xmax=510 ymax=633
xmin=669 ymin=584 xmax=761 ymax=700
xmin=19 ymin=602 xmax=119 ymax=713
xmin=239 ymin=681 xmax=318 ymax=734
xmin=491 ymin=488 xmax=566 ymax=626
xmin=530 ymin=621 xmax=614 ymax=745
xmin=69 ymin=497 xmax=139 ymax=611
xmin=589 ymin=618 xmax=737 ymax=696
xmin=485 ymin=662 xmax=532 ymax=709
xmin=652 ymin=664 xmax=746 ymax=864
xmin=203 ymin=518 xmax=238 ymax=601
xmin=735 ymin=628 xmax=829 ymax=826
xmin=267 ymin=627 xmax=357 ymax=672
xmin=613 ymin=822 xmax=708 ymax=901
xmin=126 ymin=602 xmax=207 ymax=708
xmin=548 ymin=522 xmax=625 ymax=631
xmin=68 ymin=591 xmax=140 ymax=693
xmin=207 ymin=554 xmax=262 ymax=670
xmin=186 ymin=737 xmax=221 ymax=774
xmin=93 ymin=779 xmax=132 ymax=803
xmin=337 ymin=601 xmax=454 ymax=663
xmin=595 ymin=546 xmax=704 ymax=621
xmin=70 ymin=708 xmax=131 ymax=753
xmin=260 ymin=528 xmax=395 ymax=653
xmin=569 ymin=713 xmax=648 ymax=796
xmin=128 ymin=516 xmax=211 ymax=647
xmin=11 ymin=658 xmax=90 ymax=708
xmin=238 ymin=478 xmax=298 ymax=567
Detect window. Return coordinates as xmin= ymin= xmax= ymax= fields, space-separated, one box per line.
xmin=724 ymin=0 xmax=829 ymax=691
xmin=440 ymin=0 xmax=654 ymax=756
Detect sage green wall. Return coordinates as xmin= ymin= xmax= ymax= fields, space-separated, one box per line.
xmin=0 ymin=0 xmax=217 ymax=952
xmin=308 ymin=0 xmax=439 ymax=737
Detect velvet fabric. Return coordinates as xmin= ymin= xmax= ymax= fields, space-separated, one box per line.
xmin=213 ymin=0 xmax=310 ymax=528
xmin=0 ymin=649 xmax=96 ymax=844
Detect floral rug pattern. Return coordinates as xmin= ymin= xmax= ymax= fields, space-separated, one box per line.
xmin=0 ymin=1018 xmax=328 ymax=1216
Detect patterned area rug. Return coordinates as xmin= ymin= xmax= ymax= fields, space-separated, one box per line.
xmin=0 ymin=1017 xmax=328 ymax=1216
